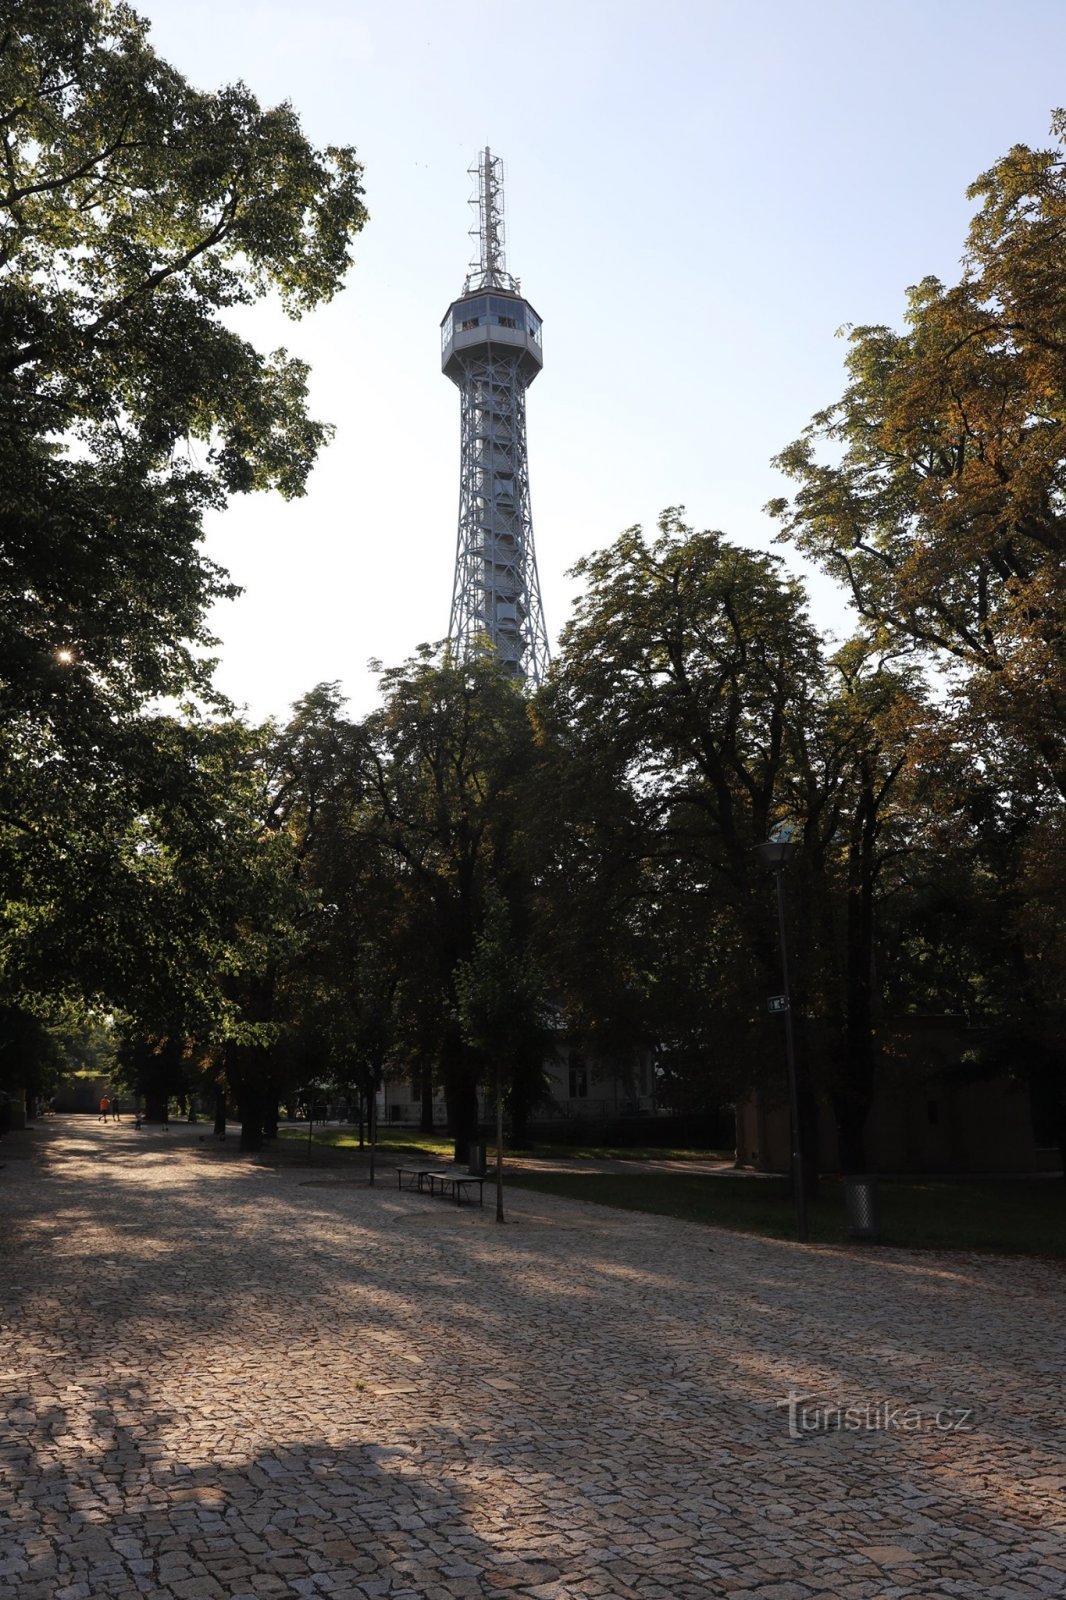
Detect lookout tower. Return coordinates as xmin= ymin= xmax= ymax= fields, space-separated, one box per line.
xmin=442 ymin=148 xmax=550 ymax=684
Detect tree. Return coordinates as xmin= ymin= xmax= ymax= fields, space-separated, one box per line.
xmin=454 ymin=888 xmax=550 ymax=1222
xmin=542 ymin=513 xmax=967 ymax=1173
xmin=779 ymin=639 xmax=942 ymax=1169
xmin=2 ymin=0 xmax=366 ymax=723
xmin=542 ymin=511 xmax=826 ymax=1117
xmin=1 ymin=1 xmax=367 ymax=1095
xmin=354 ymin=650 xmax=541 ymax=1160
xmin=0 ymin=0 xmax=367 ymax=897
xmin=0 ymin=1001 xmax=61 ymax=1104
xmin=769 ymin=112 xmax=1066 ymax=799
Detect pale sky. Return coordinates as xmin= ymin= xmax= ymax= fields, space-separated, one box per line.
xmin=136 ymin=0 xmax=1066 ymax=723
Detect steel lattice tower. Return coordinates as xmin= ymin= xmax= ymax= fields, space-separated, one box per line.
xmin=442 ymin=148 xmax=549 ymax=685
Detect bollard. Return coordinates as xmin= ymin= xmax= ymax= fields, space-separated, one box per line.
xmin=844 ymin=1175 xmax=880 ymax=1241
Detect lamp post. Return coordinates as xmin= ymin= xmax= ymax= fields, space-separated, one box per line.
xmin=756 ymin=837 xmax=808 ymax=1242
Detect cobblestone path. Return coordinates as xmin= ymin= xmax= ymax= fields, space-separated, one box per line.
xmin=1 ymin=1118 xmax=1064 ymax=1599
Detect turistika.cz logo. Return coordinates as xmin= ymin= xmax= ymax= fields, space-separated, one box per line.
xmin=777 ymin=1389 xmax=977 ymax=1440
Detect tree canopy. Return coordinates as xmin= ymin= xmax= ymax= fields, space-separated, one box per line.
xmin=1 ymin=0 xmax=367 ymax=741
xmin=769 ymin=112 xmax=1066 ymax=798
xmin=4 ymin=57 xmax=1061 ymax=1182
xmin=0 ymin=1 xmax=367 ymax=1056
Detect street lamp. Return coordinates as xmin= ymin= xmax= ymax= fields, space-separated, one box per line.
xmin=756 ymin=836 xmax=808 ymax=1242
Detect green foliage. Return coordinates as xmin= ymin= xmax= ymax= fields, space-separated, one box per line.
xmin=540 ymin=510 xmax=827 ymax=1102
xmin=0 ymin=0 xmax=366 ymax=990
xmin=0 ymin=1001 xmax=62 ymax=1095
xmin=769 ymin=112 xmax=1066 ymax=798
xmin=453 ymin=886 xmax=551 ymax=1087
xmin=0 ymin=3 xmax=367 ymax=1092
xmin=2 ymin=0 xmax=366 ymax=731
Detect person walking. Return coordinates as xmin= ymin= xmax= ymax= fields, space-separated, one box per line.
xmin=98 ymin=1095 xmax=109 ymax=1122
xmin=111 ymin=1096 xmax=121 ymax=1121
xmin=160 ymin=1100 xmax=169 ymax=1131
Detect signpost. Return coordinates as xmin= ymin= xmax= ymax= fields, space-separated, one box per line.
xmin=768 ymin=995 xmax=789 ymax=1014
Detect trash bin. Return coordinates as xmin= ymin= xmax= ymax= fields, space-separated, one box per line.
xmin=844 ymin=1175 xmax=880 ymax=1241
xmin=468 ymin=1142 xmax=487 ymax=1176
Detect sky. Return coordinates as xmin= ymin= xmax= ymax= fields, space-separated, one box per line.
xmin=135 ymin=0 xmax=1066 ymax=724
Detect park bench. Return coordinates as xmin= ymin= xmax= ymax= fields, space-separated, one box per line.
xmin=395 ymin=1166 xmax=485 ymax=1206
xmin=396 ymin=1165 xmax=437 ymax=1193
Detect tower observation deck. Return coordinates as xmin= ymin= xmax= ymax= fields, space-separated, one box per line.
xmin=442 ymin=148 xmax=549 ymax=685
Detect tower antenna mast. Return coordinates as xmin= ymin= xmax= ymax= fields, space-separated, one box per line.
xmin=442 ymin=149 xmax=550 ymax=686
xmin=466 ymin=146 xmax=515 ymax=292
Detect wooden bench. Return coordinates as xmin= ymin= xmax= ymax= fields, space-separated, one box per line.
xmin=396 ymin=1166 xmax=485 ymax=1206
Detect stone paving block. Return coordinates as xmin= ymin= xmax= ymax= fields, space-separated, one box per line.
xmin=1 ymin=1118 xmax=1065 ymax=1600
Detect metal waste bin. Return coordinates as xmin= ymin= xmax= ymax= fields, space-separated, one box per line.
xmin=468 ymin=1142 xmax=487 ymax=1176
xmin=844 ymin=1175 xmax=880 ymax=1241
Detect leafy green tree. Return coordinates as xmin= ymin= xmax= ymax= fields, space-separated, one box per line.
xmin=2 ymin=0 xmax=365 ymax=731
xmin=542 ymin=511 xmax=825 ymax=1118
xmin=0 ymin=1002 xmax=61 ymax=1104
xmin=455 ymin=888 xmax=550 ymax=1221
xmin=542 ymin=513 xmax=965 ymax=1172
xmin=354 ymin=650 xmax=541 ymax=1160
xmin=1 ymin=1 xmax=366 ymax=1102
xmin=920 ymin=769 xmax=1066 ymax=1176
xmin=769 ymin=113 xmax=1066 ymax=799
xmin=779 ymin=640 xmax=943 ymax=1168
xmin=0 ymin=0 xmax=366 ymax=940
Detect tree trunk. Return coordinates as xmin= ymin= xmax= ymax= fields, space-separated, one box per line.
xmin=420 ymin=1060 xmax=435 ymax=1132
xmin=495 ymin=1063 xmax=505 ymax=1224
xmin=262 ymin=1099 xmax=279 ymax=1141
xmin=213 ymin=1085 xmax=227 ymax=1139
xmin=508 ymin=1056 xmax=536 ymax=1150
xmin=798 ymin=1081 xmax=821 ymax=1197
xmin=832 ymin=1089 xmax=869 ymax=1174
xmin=835 ymin=793 xmax=877 ymax=1174
xmin=449 ymin=1089 xmax=478 ymax=1165
xmin=791 ymin=1016 xmax=820 ymax=1198
xmin=238 ymin=1084 xmax=264 ymax=1152
xmin=441 ymin=1025 xmax=478 ymax=1164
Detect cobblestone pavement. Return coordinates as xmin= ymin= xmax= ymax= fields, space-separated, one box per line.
xmin=1 ymin=1118 xmax=1064 ymax=1600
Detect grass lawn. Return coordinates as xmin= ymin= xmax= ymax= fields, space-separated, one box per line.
xmin=277 ymin=1126 xmax=732 ymax=1164
xmin=276 ymin=1126 xmax=1064 ymax=1256
xmin=501 ymin=1169 xmax=1066 ymax=1257
xmin=278 ymin=1126 xmax=455 ymax=1160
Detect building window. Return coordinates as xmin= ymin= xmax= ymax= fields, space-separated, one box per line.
xmin=569 ymin=1057 xmax=588 ymax=1099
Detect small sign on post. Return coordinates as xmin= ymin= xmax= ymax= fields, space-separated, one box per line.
xmin=768 ymin=995 xmax=789 ymax=1014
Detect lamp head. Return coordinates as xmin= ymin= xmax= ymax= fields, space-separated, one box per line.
xmin=756 ymin=836 xmax=798 ymax=869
